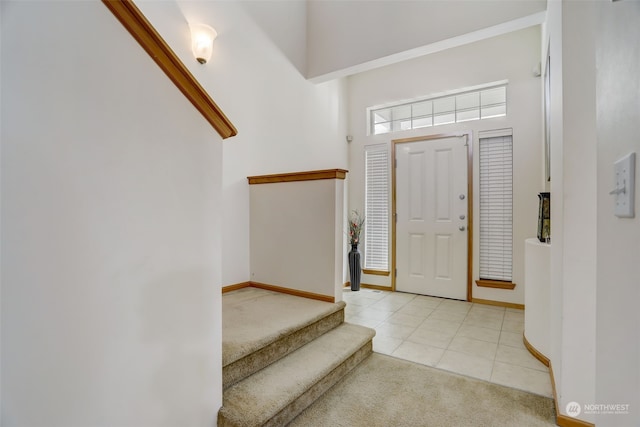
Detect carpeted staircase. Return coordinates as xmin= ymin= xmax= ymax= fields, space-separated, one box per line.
xmin=218 ymin=287 xmax=375 ymax=427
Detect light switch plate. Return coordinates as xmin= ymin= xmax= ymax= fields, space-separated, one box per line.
xmin=613 ymin=152 xmax=635 ymax=218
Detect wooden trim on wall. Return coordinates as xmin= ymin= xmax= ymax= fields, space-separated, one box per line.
xmin=466 ymin=133 xmax=474 ymax=302
xmin=556 ymin=412 xmax=596 ymax=426
xmin=549 ymin=361 xmax=596 ymax=427
xmin=247 ymin=169 xmax=348 ymax=185
xmin=249 ymin=281 xmax=334 ymax=303
xmin=344 ymin=282 xmax=393 ymax=292
xmin=391 ymin=132 xmax=473 ymax=300
xmin=222 ymin=282 xmax=251 ymax=293
xmin=471 ymin=298 xmax=524 ymax=310
xmin=362 ymin=269 xmax=390 ymax=276
xmin=475 ymin=279 xmax=516 ymax=290
xmin=522 ymin=334 xmax=550 ymax=367
xmin=222 ymin=281 xmax=334 ymax=303
xmin=102 ymin=0 xmax=237 ymax=139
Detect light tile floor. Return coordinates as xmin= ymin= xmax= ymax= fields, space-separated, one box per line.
xmin=343 ymin=288 xmax=553 ymax=398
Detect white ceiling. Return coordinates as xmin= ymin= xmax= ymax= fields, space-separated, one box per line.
xmin=306 ymin=0 xmax=547 ymax=82
xmin=310 ymin=2 xmax=546 ymax=82
xmin=176 ymin=0 xmax=547 ymax=83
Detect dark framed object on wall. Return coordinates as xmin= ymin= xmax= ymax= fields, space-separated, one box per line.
xmin=544 ymin=48 xmax=551 ymax=183
xmin=537 ymin=192 xmax=551 ymax=242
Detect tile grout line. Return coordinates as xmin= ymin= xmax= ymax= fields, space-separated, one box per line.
xmin=491 ymin=321 xmax=507 ymax=382
xmin=349 ymin=290 xmax=551 ymax=396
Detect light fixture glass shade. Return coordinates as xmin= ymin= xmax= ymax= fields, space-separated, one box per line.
xmin=189 ymin=23 xmax=217 ymax=64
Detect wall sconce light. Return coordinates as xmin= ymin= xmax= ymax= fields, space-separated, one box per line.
xmin=190 ymin=23 xmax=217 ymax=64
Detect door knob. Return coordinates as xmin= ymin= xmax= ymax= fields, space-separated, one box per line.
xmin=459 ymin=194 xmax=466 ymax=200
xmin=459 ymin=226 xmax=466 ymax=231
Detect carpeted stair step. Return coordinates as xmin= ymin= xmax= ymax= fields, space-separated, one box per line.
xmin=218 ymin=322 xmax=375 ymax=427
xmin=223 ymin=288 xmax=346 ymax=389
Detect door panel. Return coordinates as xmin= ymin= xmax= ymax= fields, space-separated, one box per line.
xmin=409 ymin=233 xmax=426 ymax=277
xmin=409 ymin=151 xmax=425 ymax=220
xmin=435 ymin=234 xmax=452 ymax=279
xmin=395 ymin=136 xmax=468 ymax=300
xmin=435 ymin=148 xmax=452 ymax=221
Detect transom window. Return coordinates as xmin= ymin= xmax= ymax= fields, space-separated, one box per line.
xmin=369 ymin=83 xmax=507 ymax=135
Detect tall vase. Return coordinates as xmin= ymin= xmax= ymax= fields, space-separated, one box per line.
xmin=348 ymin=243 xmax=361 ymax=291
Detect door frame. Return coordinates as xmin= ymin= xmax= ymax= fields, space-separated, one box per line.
xmin=391 ymin=132 xmax=473 ymax=301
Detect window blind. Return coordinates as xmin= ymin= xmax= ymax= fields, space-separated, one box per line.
xmin=364 ymin=145 xmax=389 ymax=271
xmin=479 ymin=134 xmax=513 ymax=282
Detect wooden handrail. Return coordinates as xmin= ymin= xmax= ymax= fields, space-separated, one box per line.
xmin=102 ymin=0 xmax=237 ymax=139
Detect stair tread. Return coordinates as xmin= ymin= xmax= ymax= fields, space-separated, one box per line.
xmin=223 ymin=288 xmax=346 ymax=366
xmin=220 ymin=322 xmax=375 ymax=426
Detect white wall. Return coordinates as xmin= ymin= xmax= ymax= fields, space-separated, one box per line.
xmin=547 ymin=2 xmax=640 ymax=425
xmin=546 ymin=0 xmax=598 ymax=422
xmin=1 ymin=2 xmax=223 ymax=426
xmin=239 ymin=0 xmax=307 ymax=76
xmin=137 ymin=0 xmax=349 ymax=288
xmin=348 ymin=26 xmax=543 ymax=305
xmin=250 ymin=178 xmax=345 ymax=301
xmin=545 ymin=0 xmax=565 ymax=416
xmin=307 ymin=0 xmax=546 ymax=81
xmin=559 ymin=0 xmax=598 ymax=421
xmin=595 ymin=1 xmax=640 ymax=425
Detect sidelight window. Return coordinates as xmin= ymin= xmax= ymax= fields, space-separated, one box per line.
xmin=364 ymin=144 xmax=390 ymax=272
xmin=478 ymin=130 xmax=513 ymax=283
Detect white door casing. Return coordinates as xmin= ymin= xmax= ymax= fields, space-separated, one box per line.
xmin=394 ymin=135 xmax=469 ymax=300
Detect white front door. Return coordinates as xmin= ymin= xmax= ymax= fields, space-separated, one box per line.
xmin=395 ymin=135 xmax=468 ymax=300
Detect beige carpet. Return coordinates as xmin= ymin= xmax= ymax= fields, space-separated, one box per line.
xmin=220 ymin=324 xmax=374 ymax=427
xmin=289 ymin=353 xmax=557 ymax=427
xmin=222 ymin=287 xmax=344 ymax=366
